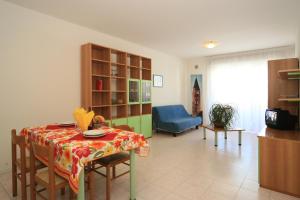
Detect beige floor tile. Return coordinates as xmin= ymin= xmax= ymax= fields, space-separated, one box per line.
xmin=241 ymin=179 xmax=267 ymax=193
xmin=270 ymin=191 xmax=300 ymax=200
xmin=174 ymin=181 xmax=208 ymax=200
xmin=0 ymin=185 xmax=10 ymax=200
xmin=0 ymin=172 xmax=13 ymax=195
xmin=184 ymin=174 xmax=214 ymax=189
xmin=137 ymin=183 xmax=170 ymax=200
xmin=164 ymin=192 xmax=194 ymax=200
xmin=202 ymin=191 xmax=235 ymax=200
xmin=235 ymin=188 xmax=270 ymax=200
xmin=206 ymin=181 xmax=240 ymax=199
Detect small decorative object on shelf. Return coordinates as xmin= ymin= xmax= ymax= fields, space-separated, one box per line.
xmin=153 ymin=74 xmax=163 ymax=87
xmin=96 ymin=80 xmax=103 ymax=91
xmin=209 ymin=104 xmax=236 ymax=128
xmin=111 ymin=67 xmax=118 ymax=76
xmin=111 ymin=53 xmax=117 ymax=63
xmin=118 ymin=99 xmax=124 ymax=104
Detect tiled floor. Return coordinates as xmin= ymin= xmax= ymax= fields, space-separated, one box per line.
xmin=1 ymin=128 xmax=299 ymax=200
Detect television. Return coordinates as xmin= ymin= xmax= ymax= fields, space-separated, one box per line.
xmin=265 ymin=108 xmax=297 ymax=130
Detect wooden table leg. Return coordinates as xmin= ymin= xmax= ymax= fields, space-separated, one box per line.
xmin=130 ymin=150 xmax=136 ymax=200
xmin=214 ymin=131 xmax=218 ymax=147
xmin=106 ymin=166 xmax=111 ymax=200
xmin=203 ymin=128 xmax=206 ymax=140
xmin=238 ymin=131 xmax=242 ymax=145
xmin=30 ymin=141 xmax=36 ymax=200
xmin=224 ymin=131 xmax=227 ymax=140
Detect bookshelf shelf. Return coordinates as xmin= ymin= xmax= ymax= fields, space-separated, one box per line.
xmin=92 ymin=59 xmax=109 ymax=63
xmin=278 ymin=98 xmax=300 ymax=102
xmin=278 ymin=69 xmax=300 ymax=79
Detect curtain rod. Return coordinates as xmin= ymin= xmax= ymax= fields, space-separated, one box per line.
xmin=206 ymin=45 xmax=295 ymax=60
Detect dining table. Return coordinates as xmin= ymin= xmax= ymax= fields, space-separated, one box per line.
xmin=20 ymin=124 xmax=149 ymax=200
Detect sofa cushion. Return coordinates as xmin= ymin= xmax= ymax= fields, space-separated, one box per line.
xmin=153 ymin=105 xmax=190 ymax=122
xmin=153 ymin=105 xmax=202 ymax=133
xmin=160 ymin=117 xmax=202 ymax=133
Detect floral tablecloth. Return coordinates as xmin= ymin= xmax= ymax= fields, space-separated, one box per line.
xmin=21 ymin=125 xmax=149 ymax=193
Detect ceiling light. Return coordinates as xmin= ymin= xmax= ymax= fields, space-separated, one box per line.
xmin=204 ymin=41 xmax=218 ymax=49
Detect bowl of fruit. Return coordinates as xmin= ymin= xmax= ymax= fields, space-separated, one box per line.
xmin=93 ymin=115 xmax=106 ymax=128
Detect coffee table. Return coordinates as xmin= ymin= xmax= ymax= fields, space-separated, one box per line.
xmin=202 ymin=125 xmax=245 ymax=146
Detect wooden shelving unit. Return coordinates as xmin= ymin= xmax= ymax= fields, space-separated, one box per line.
xmin=82 ymin=43 xmax=153 ymax=137
xmin=260 ymin=58 xmax=300 ymax=198
xmin=268 ymin=58 xmax=299 ymax=117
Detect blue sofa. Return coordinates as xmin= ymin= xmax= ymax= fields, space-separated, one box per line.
xmin=153 ymin=105 xmax=202 ymax=136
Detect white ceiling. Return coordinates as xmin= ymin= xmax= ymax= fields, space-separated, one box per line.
xmin=5 ymin=0 xmax=300 ymax=58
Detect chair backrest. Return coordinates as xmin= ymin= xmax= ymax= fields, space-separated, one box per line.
xmin=11 ymin=129 xmax=26 ymax=146
xmin=11 ymin=129 xmax=26 ymax=170
xmin=112 ymin=124 xmax=134 ymax=132
xmin=31 ymin=142 xmax=55 ymax=189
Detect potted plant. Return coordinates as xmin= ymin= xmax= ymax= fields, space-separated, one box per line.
xmin=209 ymin=104 xmax=236 ymax=128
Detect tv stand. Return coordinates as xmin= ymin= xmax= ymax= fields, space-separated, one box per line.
xmin=260 ymin=58 xmax=300 ymax=197
xmin=258 ymin=128 xmax=300 ymax=198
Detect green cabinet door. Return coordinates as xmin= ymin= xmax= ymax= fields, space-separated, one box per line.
xmin=112 ymin=118 xmax=127 ymax=126
xmin=105 ymin=120 xmax=111 ymax=127
xmin=141 ymin=114 xmax=152 ymax=138
xmin=127 ymin=116 xmax=141 ymax=133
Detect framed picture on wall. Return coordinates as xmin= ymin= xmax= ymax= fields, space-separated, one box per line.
xmin=153 ymin=74 xmax=163 ymax=87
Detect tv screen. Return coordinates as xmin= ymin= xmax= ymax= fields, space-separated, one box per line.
xmin=266 ymin=110 xmax=277 ymax=126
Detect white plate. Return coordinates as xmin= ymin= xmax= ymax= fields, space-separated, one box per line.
xmin=83 ymin=134 xmax=106 ymax=138
xmin=59 ymin=122 xmax=75 ymax=127
xmin=83 ymin=130 xmax=106 ymax=136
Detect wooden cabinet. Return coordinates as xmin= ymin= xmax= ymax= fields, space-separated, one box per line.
xmin=112 ymin=118 xmax=128 ymax=126
xmin=258 ymin=128 xmax=300 ymax=197
xmin=81 ymin=43 xmax=152 ymax=138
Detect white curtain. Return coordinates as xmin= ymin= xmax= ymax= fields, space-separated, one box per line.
xmin=206 ymin=46 xmax=295 ymax=133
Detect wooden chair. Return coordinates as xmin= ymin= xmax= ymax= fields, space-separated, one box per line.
xmin=92 ymin=124 xmax=133 ymax=200
xmin=30 ymin=141 xmax=70 ymax=200
xmin=11 ymin=129 xmax=44 ymax=200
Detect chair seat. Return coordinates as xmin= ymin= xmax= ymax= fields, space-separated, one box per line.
xmin=17 ymin=157 xmax=44 ymax=171
xmin=96 ymin=152 xmax=130 ymax=166
xmin=35 ymin=169 xmax=67 ymax=188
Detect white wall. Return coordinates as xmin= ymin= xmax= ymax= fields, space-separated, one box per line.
xmin=296 ymin=28 xmax=300 ymax=58
xmin=0 ymin=1 xmax=185 ymax=172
